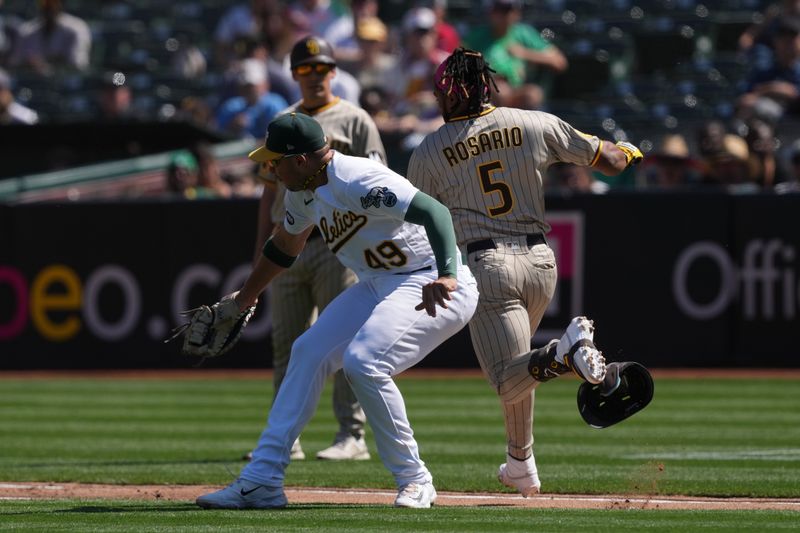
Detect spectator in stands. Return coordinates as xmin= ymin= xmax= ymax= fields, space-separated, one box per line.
xmin=739 ymin=0 xmax=800 ymax=53
xmin=359 ymin=85 xmax=391 ymax=121
xmin=227 ymin=164 xmax=264 ymax=198
xmin=370 ymin=8 xmax=445 ymax=156
xmin=214 ymin=0 xmax=284 ymax=69
xmin=226 ymin=7 xmax=361 ymax=105
xmin=165 ymin=150 xmax=199 ymax=199
xmin=547 ymin=162 xmax=609 ymax=194
xmin=215 ymin=58 xmax=288 ymax=139
xmin=248 ymin=37 xmax=300 ymax=106
xmin=696 ymin=119 xmax=729 ymax=160
xmin=0 ymin=68 xmax=38 ymax=125
xmin=737 ymin=16 xmax=800 ymax=124
xmin=743 ymin=118 xmax=779 ymax=188
xmin=287 ymin=0 xmax=352 ymax=50
xmin=776 ymin=138 xmax=800 ymax=193
xmin=327 ymin=0 xmax=380 ymax=62
xmin=463 ymin=0 xmax=567 ymax=110
xmin=171 ymin=33 xmax=208 ymax=81
xmin=9 ymin=0 xmax=91 ymax=75
xmin=338 ymin=17 xmax=396 ymax=95
xmin=701 ymin=134 xmax=759 ymax=192
xmin=175 ymin=95 xmax=215 ymax=130
xmin=417 ymin=0 xmax=460 ymax=54
xmin=190 ymin=141 xmax=233 ymax=199
xmin=638 ymin=134 xmax=703 ymax=189
xmin=392 ymin=8 xmax=448 ymax=111
xmin=94 ymin=72 xmax=142 ymax=122
xmin=217 ymin=36 xmax=297 ymax=107
xmin=0 ymin=0 xmax=22 ymax=67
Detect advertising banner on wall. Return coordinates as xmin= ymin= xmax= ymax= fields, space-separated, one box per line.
xmin=0 ymin=200 xmax=270 ymax=368
xmin=1 ymin=193 xmax=797 ymax=369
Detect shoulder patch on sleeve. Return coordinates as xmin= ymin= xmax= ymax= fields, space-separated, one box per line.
xmin=360 ymin=186 xmax=398 ymax=209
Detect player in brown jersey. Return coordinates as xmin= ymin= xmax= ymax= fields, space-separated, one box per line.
xmin=407 ymin=48 xmax=643 ymax=497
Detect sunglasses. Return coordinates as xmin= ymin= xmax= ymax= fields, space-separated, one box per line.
xmin=293 ymin=63 xmax=334 ymax=76
xmin=265 ymin=152 xmax=303 ymax=171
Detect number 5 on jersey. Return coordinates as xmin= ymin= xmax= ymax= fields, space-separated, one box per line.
xmin=478 ymin=161 xmax=514 ymax=217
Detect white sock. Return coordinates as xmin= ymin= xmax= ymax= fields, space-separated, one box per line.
xmin=507 ymin=453 xmax=537 ymax=476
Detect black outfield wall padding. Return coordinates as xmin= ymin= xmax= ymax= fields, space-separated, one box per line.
xmin=1 ymin=193 xmax=797 ymax=369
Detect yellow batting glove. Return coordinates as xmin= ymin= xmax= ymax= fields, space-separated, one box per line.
xmin=615 ymin=141 xmax=644 ymax=167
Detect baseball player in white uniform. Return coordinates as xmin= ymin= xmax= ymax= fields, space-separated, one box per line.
xmin=196 ymin=112 xmax=478 ymax=509
xmin=253 ymin=35 xmax=387 ymax=462
xmin=407 ymin=48 xmax=644 ymax=497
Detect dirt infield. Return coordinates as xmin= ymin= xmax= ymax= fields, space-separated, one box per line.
xmin=1 ymin=482 xmax=799 ymax=511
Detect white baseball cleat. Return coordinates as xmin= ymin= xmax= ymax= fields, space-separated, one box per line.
xmin=394 ymin=481 xmax=437 ymax=508
xmin=497 ymin=455 xmax=541 ymax=497
xmin=195 ymin=478 xmax=287 ymax=509
xmin=289 ymin=438 xmax=306 ymax=460
xmin=316 ymin=435 xmax=370 ymax=461
xmin=557 ymin=316 xmax=606 ymax=384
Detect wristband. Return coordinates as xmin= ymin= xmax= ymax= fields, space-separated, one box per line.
xmin=262 ymin=238 xmax=297 ymax=268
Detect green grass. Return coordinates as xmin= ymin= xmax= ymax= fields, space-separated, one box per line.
xmin=0 ymin=500 xmax=798 ymax=533
xmin=0 ymin=374 xmax=798 ymax=531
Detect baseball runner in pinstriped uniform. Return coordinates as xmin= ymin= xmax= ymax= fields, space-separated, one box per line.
xmin=407 ymin=48 xmax=644 ymax=497
xmin=196 ymin=112 xmax=478 ymax=509
xmin=254 ymin=36 xmax=387 ymax=461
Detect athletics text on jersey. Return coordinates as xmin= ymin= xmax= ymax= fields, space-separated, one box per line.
xmin=283 ymin=152 xmax=434 ymax=279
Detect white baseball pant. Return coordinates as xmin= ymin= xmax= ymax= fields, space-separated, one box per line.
xmin=241 ymin=265 xmax=478 ymax=488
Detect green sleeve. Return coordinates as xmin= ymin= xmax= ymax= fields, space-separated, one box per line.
xmin=404 ymin=192 xmax=459 ymax=279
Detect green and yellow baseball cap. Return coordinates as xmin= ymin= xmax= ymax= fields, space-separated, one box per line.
xmin=248 ymin=112 xmax=327 ymax=163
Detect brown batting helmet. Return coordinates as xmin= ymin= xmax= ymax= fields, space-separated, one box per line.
xmin=290 ymin=35 xmax=336 ymax=69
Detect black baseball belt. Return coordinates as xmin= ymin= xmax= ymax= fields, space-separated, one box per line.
xmin=393 ymin=265 xmax=433 ymax=275
xmin=466 ymin=233 xmax=546 ymax=254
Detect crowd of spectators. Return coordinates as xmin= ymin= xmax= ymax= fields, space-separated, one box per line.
xmin=2 ymin=0 xmax=800 ymax=195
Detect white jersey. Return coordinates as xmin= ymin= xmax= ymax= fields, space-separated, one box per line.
xmin=283 ymin=152 xmax=435 ymax=280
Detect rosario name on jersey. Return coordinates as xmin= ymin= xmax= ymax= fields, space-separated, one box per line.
xmin=283 ymin=152 xmax=435 ymax=280
xmin=407 ymin=107 xmax=601 ymax=245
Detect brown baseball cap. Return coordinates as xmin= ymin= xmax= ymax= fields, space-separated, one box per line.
xmin=290 ymin=36 xmax=336 ymax=69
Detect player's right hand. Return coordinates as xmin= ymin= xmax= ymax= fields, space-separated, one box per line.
xmin=415 ymin=276 xmax=457 ymax=317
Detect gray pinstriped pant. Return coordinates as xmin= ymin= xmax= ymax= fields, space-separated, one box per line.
xmin=467 ymin=239 xmax=557 ymax=459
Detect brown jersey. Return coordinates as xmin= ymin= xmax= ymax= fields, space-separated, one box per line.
xmin=407 ymin=106 xmax=601 ymax=245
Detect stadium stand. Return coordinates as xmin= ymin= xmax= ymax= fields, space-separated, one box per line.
xmin=2 ymin=0 xmax=799 ymax=193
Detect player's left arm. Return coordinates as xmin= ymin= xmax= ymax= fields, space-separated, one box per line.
xmin=404 ymin=191 xmax=460 ymax=317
